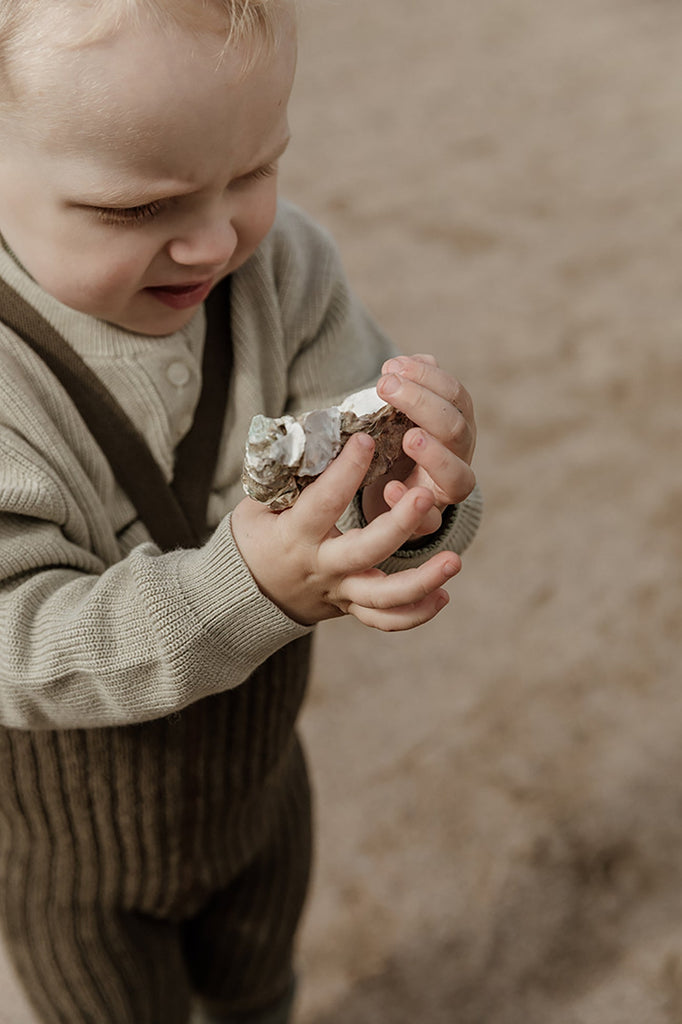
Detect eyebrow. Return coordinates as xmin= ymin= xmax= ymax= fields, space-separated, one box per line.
xmin=76 ymin=134 xmax=292 ymax=209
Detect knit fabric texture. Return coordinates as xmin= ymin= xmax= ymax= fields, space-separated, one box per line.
xmin=0 ymin=199 xmax=482 ymax=732
xmin=0 ymin=198 xmax=482 ymax=1023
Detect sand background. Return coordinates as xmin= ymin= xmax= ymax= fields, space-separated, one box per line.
xmin=1 ymin=0 xmax=681 ymax=1021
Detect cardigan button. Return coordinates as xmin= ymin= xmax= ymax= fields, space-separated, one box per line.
xmin=166 ymin=360 xmax=192 ymax=387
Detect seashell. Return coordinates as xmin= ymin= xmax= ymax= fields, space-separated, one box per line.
xmin=242 ymin=387 xmax=413 ymax=509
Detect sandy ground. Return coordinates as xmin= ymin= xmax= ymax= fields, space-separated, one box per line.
xmin=2 ymin=0 xmax=681 ymax=1021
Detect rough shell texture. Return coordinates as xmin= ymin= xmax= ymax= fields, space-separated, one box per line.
xmin=242 ymin=387 xmax=413 ymax=509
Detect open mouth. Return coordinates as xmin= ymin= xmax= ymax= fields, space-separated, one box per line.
xmin=145 ymin=279 xmax=214 ymax=310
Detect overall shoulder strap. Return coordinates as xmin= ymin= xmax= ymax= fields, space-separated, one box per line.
xmin=0 ymin=276 xmax=233 ymax=552
xmin=172 ymin=277 xmax=232 ymax=542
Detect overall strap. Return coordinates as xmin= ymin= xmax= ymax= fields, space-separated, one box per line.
xmin=171 ymin=278 xmax=232 ymax=542
xmin=0 ymin=276 xmax=233 ymax=552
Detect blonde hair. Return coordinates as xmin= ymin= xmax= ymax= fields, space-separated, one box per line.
xmin=0 ymin=0 xmax=289 ymax=105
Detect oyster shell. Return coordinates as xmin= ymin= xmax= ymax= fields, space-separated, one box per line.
xmin=242 ymin=387 xmax=413 ymax=509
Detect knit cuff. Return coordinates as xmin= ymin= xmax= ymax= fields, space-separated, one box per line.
xmin=338 ymin=484 xmax=483 ymax=573
xmin=175 ymin=513 xmax=312 ymax=684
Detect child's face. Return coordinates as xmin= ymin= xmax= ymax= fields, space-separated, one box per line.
xmin=0 ymin=12 xmax=296 ymax=335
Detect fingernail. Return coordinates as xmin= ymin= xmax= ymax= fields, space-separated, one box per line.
xmin=379 ymin=374 xmax=400 ymax=396
xmin=443 ymin=561 xmax=459 ymax=578
xmin=435 ymin=593 xmax=449 ymax=612
xmin=415 ymin=494 xmax=433 ymax=513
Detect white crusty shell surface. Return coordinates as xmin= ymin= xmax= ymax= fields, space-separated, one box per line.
xmin=242 ymin=387 xmax=413 ymax=510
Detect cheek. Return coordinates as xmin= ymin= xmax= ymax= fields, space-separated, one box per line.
xmin=235 ymin=186 xmax=279 ymax=257
xmin=0 ymin=194 xmax=148 ymax=303
xmin=26 ymin=236 xmax=151 ymax=312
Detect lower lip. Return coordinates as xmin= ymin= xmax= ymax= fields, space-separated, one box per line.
xmin=145 ymin=279 xmax=214 ymax=310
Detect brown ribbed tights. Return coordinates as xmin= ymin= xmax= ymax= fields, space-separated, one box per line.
xmin=0 ymin=638 xmax=312 ymax=1024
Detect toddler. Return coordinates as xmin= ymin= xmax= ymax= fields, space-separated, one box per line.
xmin=0 ymin=1 xmax=482 ymax=1022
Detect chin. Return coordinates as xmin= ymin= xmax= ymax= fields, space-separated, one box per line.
xmin=102 ymin=303 xmax=199 ymax=337
xmin=118 ymin=313 xmax=196 ymax=336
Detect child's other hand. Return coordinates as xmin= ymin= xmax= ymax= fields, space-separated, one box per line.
xmin=363 ymin=354 xmax=477 ymax=537
xmin=230 ymin=433 xmax=461 ymax=630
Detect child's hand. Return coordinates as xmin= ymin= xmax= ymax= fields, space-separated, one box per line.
xmin=230 ymin=433 xmax=461 ymax=630
xmin=363 ymin=354 xmax=477 ymax=537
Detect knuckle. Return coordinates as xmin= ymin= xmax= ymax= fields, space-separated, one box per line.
xmin=452 ymin=383 xmax=474 ymax=422
xmin=407 ymin=382 xmax=428 ymax=413
xmin=451 ymin=466 xmax=476 ymax=503
xmin=451 ymin=378 xmax=466 ymax=402
xmin=342 ymin=536 xmax=383 ymax=575
xmin=417 ymin=577 xmax=436 ymax=602
xmin=342 ymin=554 xmax=370 ymax=577
xmin=447 ymin=415 xmax=470 ymax=448
xmin=314 ymin=492 xmax=343 ymax=522
xmin=409 ymin=359 xmax=431 ymax=384
xmin=413 ymin=353 xmax=439 ymax=367
xmin=411 ymin=509 xmax=443 ymax=538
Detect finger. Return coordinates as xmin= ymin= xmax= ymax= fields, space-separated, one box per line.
xmin=402 ymin=428 xmax=477 ymax=506
xmin=394 ymin=356 xmax=474 ymax=423
xmin=341 ymin=554 xmax=460 ymax=610
xmin=383 ymin=478 xmax=407 ymax=508
xmin=382 ymin=352 xmax=438 ymax=372
xmin=409 ymin=352 xmax=439 ymax=367
xmin=376 ymin=372 xmax=475 ymax=462
xmin=291 ymin=433 xmax=375 ymax=542
xmin=408 ymin=505 xmax=444 ymax=538
xmin=379 ymin=356 xmax=475 ymax=429
xmin=382 ymin=478 xmax=443 ymax=536
xmin=326 ymin=486 xmax=437 ymax=572
xmin=348 ymin=588 xmax=450 ymax=632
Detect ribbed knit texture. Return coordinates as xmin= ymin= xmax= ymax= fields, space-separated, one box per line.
xmin=0 ymin=240 xmax=316 ymax=1020
xmin=0 ymin=200 xmax=481 ymax=732
xmin=0 ymin=199 xmax=481 ymax=1023
xmin=0 ymin=642 xmax=312 ymax=1023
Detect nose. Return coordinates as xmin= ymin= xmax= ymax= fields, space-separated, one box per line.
xmin=167 ymin=210 xmax=238 ymax=268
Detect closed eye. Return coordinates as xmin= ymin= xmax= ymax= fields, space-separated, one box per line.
xmin=91 ymin=159 xmax=280 ymax=225
xmin=233 ymin=161 xmax=279 ymax=186
xmin=95 ymin=199 xmax=165 ymax=227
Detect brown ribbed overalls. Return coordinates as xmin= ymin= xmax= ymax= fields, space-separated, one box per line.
xmin=0 ymin=279 xmax=312 ymax=1024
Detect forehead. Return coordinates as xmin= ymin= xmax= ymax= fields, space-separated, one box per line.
xmin=4 ymin=0 xmax=276 ymax=63
xmin=7 ymin=9 xmax=295 ymax=181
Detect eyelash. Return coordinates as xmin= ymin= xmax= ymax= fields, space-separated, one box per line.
xmin=94 ymin=163 xmax=279 ymax=227
xmin=96 ymin=200 xmax=165 ymax=227
xmin=240 ymin=161 xmax=278 ymax=184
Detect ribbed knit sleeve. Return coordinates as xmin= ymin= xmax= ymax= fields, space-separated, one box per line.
xmin=229 ymin=202 xmax=398 ymax=423
xmin=337 ymin=485 xmax=484 ymax=570
xmin=0 ymin=430 xmax=309 ymax=729
xmin=0 ymin=200 xmax=481 ymax=731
